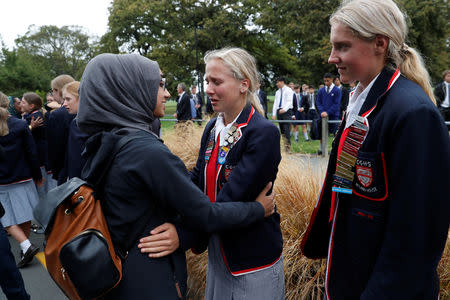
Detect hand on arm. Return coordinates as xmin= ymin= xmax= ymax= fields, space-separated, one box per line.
xmin=138 ymin=223 xmax=180 ymax=258
xmin=256 ymin=182 xmax=275 ymax=217
xmin=30 ymin=116 xmax=44 ymax=130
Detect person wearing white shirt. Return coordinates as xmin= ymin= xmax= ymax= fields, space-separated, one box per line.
xmin=434 ymin=69 xmax=450 ymax=127
xmin=272 ymin=77 xmax=294 ymax=149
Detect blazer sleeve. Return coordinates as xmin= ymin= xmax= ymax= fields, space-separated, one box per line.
xmin=332 ymin=87 xmax=342 ymax=116
xmin=131 ymin=142 xmax=266 ymax=233
xmin=22 ymin=124 xmax=42 ymax=181
xmin=178 ymin=94 xmax=192 ymax=120
xmin=316 ymin=89 xmax=325 ymax=114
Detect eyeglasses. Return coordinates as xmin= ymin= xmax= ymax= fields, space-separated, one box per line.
xmin=159 ymin=78 xmax=166 ymax=90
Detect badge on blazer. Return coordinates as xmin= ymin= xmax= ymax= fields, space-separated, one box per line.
xmin=224 ymin=164 xmax=235 ymax=181
xmin=356 ymin=165 xmax=373 ymax=188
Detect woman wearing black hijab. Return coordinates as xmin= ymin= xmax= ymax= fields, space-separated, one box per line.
xmin=77 ymin=53 xmax=275 ymax=299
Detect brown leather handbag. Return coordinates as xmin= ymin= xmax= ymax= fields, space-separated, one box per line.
xmin=45 ymin=183 xmax=122 ymax=300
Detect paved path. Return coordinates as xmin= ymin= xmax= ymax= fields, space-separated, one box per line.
xmin=1 ymin=231 xmax=67 ymax=300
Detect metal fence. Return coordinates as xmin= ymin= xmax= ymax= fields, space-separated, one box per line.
xmin=161 ymin=117 xmax=450 ymax=157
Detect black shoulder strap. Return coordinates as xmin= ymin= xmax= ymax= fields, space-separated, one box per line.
xmin=93 ymin=133 xmax=142 ymax=194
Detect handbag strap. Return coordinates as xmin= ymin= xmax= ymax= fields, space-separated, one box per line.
xmin=92 ymin=133 xmax=142 ymax=191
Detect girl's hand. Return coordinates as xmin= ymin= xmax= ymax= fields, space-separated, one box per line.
xmin=256 ymin=182 xmax=275 ymax=217
xmin=138 ymin=223 xmax=179 ymax=258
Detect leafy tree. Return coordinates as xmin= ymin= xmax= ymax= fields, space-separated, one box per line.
xmin=0 ymin=47 xmax=51 ymax=96
xmin=397 ymin=0 xmax=449 ymax=84
xmin=104 ymin=0 xmax=298 ymax=92
xmin=15 ymin=25 xmax=97 ymax=79
xmin=255 ymin=0 xmax=340 ymax=86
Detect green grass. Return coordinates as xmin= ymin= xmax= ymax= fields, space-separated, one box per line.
xmin=160 ymin=97 xmax=333 ymax=154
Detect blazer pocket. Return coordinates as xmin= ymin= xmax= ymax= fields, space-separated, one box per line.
xmin=352 ymin=151 xmax=388 ymax=201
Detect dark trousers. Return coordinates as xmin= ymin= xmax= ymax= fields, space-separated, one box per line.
xmin=0 ymin=223 xmax=30 ymax=300
xmin=196 ymin=108 xmax=203 ymax=125
xmin=277 ymin=109 xmax=292 ymax=147
xmin=439 ymin=106 xmax=450 ymax=129
xmin=329 ymin=114 xmax=339 ymax=135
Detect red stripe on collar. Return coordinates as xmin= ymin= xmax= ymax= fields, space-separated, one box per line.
xmin=236 ymin=106 xmax=255 ymax=129
xmin=387 ymin=68 xmax=400 ymax=91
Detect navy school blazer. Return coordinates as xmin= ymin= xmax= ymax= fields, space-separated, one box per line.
xmin=0 ymin=117 xmax=42 ymax=184
xmin=301 ymin=67 xmax=450 ymax=299
xmin=189 ymin=104 xmax=283 ymax=275
xmin=24 ymin=110 xmax=48 ymax=168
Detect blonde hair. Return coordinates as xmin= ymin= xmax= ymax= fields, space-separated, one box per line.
xmin=0 ymin=92 xmax=9 ymax=136
xmin=204 ymin=47 xmax=264 ymax=115
xmin=330 ymin=0 xmax=436 ymax=104
xmin=51 ymin=74 xmax=75 ymax=98
xmin=62 ymin=81 xmax=80 ymax=99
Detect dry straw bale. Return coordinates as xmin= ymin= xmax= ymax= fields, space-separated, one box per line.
xmin=163 ymin=124 xmax=450 ymax=300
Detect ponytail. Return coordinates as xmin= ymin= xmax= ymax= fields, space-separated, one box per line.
xmin=248 ymin=91 xmax=264 ymax=116
xmin=396 ymin=44 xmax=436 ymax=105
xmin=331 ymin=0 xmax=436 ymax=105
xmin=0 ymin=108 xmax=9 ymax=136
xmin=0 ymin=92 xmax=9 ymax=136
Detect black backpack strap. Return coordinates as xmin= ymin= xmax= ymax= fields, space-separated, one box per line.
xmin=92 ymin=133 xmax=142 ymax=194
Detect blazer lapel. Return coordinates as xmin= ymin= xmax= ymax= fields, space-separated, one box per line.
xmin=358 ymin=67 xmax=399 ymax=117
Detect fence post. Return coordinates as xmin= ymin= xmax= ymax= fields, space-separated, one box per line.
xmin=321 ymin=116 xmax=329 ymax=157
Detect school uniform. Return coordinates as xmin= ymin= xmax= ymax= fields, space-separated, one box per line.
xmin=294 ymin=92 xmax=310 ymax=121
xmin=190 ymin=104 xmax=284 ymax=299
xmin=301 ymin=68 xmax=450 ymax=299
xmin=24 ymin=110 xmax=54 ymax=197
xmin=0 ymin=117 xmax=41 ymax=227
xmin=64 ymin=118 xmax=89 ymax=180
xmin=82 ymin=129 xmax=268 ymax=300
xmin=46 ymin=106 xmax=75 ymax=183
xmin=316 ymin=84 xmax=341 ymax=133
xmin=272 ymin=86 xmax=294 ymax=145
xmin=176 ymin=92 xmax=192 ymax=121
xmin=23 ymin=110 xmax=48 ymax=169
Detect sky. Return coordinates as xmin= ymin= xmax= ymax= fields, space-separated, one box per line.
xmin=0 ymin=0 xmax=112 ymax=49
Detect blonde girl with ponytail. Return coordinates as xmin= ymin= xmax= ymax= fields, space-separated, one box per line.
xmin=301 ymin=1 xmax=450 ymax=299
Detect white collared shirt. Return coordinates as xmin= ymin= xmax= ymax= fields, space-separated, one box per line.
xmin=345 ymin=74 xmax=380 ymax=129
xmin=272 ymin=86 xmax=294 ymax=117
xmin=215 ymin=111 xmax=242 ymax=146
xmin=178 ymin=91 xmax=185 ymax=102
xmin=442 ymin=82 xmax=450 ymax=108
xmin=309 ymin=93 xmax=316 ymax=110
xmin=325 ymin=83 xmax=335 ymax=94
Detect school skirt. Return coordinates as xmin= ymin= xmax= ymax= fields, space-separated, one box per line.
xmin=0 ymin=179 xmax=39 ymax=227
xmin=36 ymin=166 xmax=56 ymax=200
xmin=205 ymin=234 xmax=285 ymax=300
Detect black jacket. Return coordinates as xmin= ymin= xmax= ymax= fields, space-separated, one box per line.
xmin=301 ymin=68 xmax=450 ymax=299
xmin=46 ymin=106 xmax=75 ymax=181
xmin=82 ymin=129 xmax=266 ymax=299
xmin=176 ymin=93 xmax=191 ymax=121
xmin=434 ymin=81 xmax=447 ymax=107
xmin=0 ymin=117 xmax=41 ymax=184
xmin=24 ymin=110 xmax=48 ymax=168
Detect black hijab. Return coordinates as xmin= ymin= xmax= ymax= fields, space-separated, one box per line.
xmin=77 ymin=53 xmax=161 ymax=135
